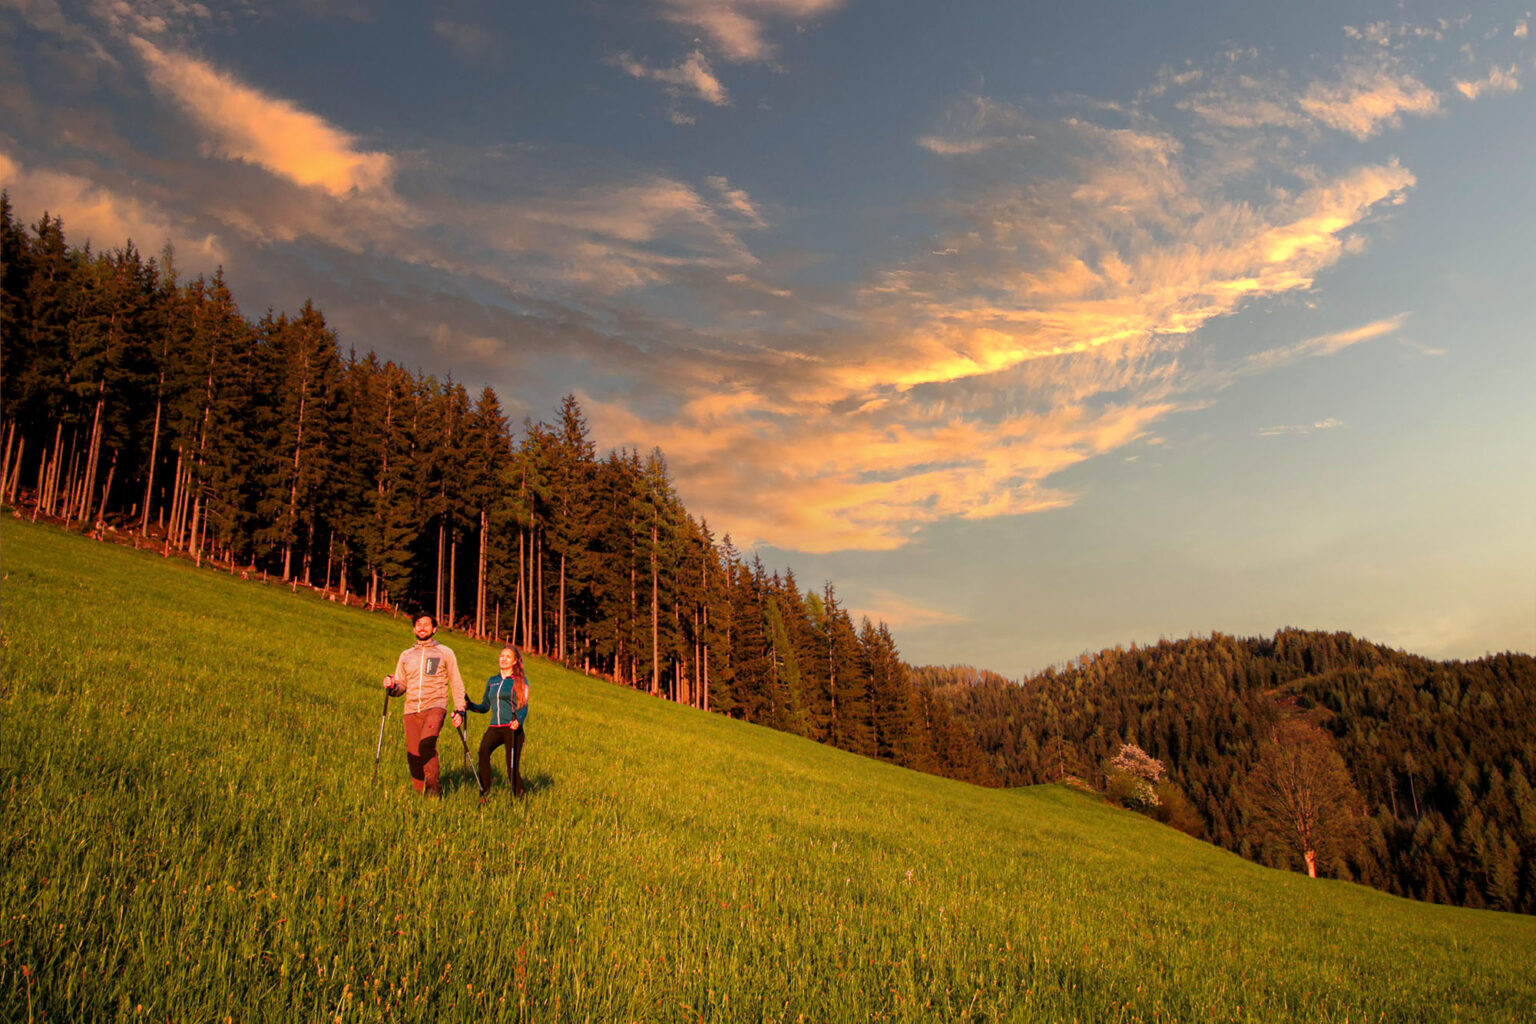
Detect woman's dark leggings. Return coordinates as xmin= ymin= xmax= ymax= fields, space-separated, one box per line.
xmin=477 ymin=724 xmax=525 ymax=797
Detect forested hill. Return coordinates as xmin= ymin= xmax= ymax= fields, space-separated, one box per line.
xmin=0 ymin=198 xmax=996 ymax=790
xmin=940 ymin=629 xmax=1536 ymax=913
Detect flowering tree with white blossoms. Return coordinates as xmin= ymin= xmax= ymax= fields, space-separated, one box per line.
xmin=1105 ymin=743 xmax=1165 ymax=809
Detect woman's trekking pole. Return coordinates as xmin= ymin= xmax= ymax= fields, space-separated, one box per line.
xmin=372 ymin=688 xmax=391 ymax=784
xmin=455 ymin=719 xmax=487 ymax=795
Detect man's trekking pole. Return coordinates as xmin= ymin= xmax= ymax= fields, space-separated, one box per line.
xmin=372 ymin=687 xmax=391 ymax=784
xmin=455 ymin=715 xmax=487 ymax=796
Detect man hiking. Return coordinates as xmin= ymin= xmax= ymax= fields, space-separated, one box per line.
xmin=381 ymin=613 xmax=468 ymax=797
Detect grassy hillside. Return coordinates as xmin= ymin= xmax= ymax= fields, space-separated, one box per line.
xmin=2 ymin=519 xmax=1533 ymax=1023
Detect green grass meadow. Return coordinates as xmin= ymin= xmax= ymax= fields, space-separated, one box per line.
xmin=2 ymin=518 xmax=1533 ymax=1022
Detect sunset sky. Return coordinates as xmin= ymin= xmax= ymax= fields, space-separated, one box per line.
xmin=4 ymin=0 xmax=1533 ymax=676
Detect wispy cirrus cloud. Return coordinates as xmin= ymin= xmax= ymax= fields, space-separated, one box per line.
xmin=1259 ymin=418 xmax=1344 ymax=437
xmin=1175 ymin=55 xmax=1441 ymax=139
xmin=656 ymin=0 xmax=846 ymax=63
xmin=1454 ymin=64 xmax=1521 ymax=99
xmin=1242 ymin=315 xmax=1409 ymax=373
xmin=461 ymin=173 xmax=768 ymax=294
xmin=579 ymin=65 xmax=1423 ymax=551
xmin=854 ymin=590 xmax=967 ymax=631
xmin=618 ymin=0 xmax=847 ymax=119
xmin=129 ymin=35 xmax=395 ymax=200
xmin=6 ymin=5 xmax=1460 ymax=560
xmin=433 ymin=19 xmax=499 ymax=62
xmin=614 ymin=50 xmax=730 ymax=112
xmin=1298 ymin=62 xmax=1441 ymax=138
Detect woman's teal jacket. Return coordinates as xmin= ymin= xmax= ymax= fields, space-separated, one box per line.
xmin=466 ymin=673 xmax=528 ymax=728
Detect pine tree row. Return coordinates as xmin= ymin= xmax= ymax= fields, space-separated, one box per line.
xmin=0 ymin=198 xmax=995 ymax=786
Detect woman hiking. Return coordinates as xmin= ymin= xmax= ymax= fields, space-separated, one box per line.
xmin=465 ymin=644 xmax=529 ymax=799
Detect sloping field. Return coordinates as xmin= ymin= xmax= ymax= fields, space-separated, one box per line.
xmin=2 ymin=519 xmax=1533 ymax=1023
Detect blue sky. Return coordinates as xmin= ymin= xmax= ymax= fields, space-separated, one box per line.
xmin=4 ymin=0 xmax=1533 ymax=675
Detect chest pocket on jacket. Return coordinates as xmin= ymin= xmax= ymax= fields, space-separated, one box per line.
xmin=426 ymin=657 xmax=441 ymax=676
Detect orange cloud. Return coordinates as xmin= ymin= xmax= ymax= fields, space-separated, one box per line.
xmin=659 ymin=0 xmax=846 ymax=62
xmin=0 ymin=150 xmax=224 ymax=269
xmin=851 ymin=592 xmax=966 ymax=631
xmin=585 ymin=382 xmax=1179 ymax=552
xmin=616 ymin=50 xmax=730 ymax=106
xmin=459 ymin=174 xmax=767 ymax=294
xmin=572 ymin=100 xmax=1418 ymax=553
xmin=1454 ymin=65 xmax=1521 ymax=100
xmin=1298 ymin=64 xmax=1440 ymax=137
xmin=1243 ymin=315 xmax=1410 ymax=373
xmin=838 ymin=138 xmax=1415 ymax=397
xmin=130 ymin=36 xmax=394 ymax=199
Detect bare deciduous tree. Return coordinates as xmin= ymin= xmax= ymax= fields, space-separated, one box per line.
xmin=1242 ymin=719 xmax=1365 ymax=878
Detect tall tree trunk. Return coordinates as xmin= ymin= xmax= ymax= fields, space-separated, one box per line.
xmin=476 ymin=509 xmax=488 ymax=636
xmin=189 ymin=492 xmax=203 ymax=567
xmin=449 ymin=535 xmax=458 ymax=632
xmin=65 ymin=436 xmax=84 ymax=525
xmin=536 ymin=534 xmax=544 ymax=655
xmin=38 ymin=422 xmax=63 ymax=520
xmin=5 ymin=438 xmax=24 ymax=504
xmin=76 ymin=379 xmax=106 ymax=524
xmin=140 ymin=386 xmax=164 ymax=536
xmin=283 ymin=383 xmax=308 ymax=581
xmin=94 ymin=449 xmax=117 ymax=527
xmin=63 ymin=434 xmax=82 ymax=523
xmin=436 ymin=520 xmax=445 ymax=625
xmin=629 ymin=548 xmax=638 ymax=690
xmin=650 ymin=522 xmax=659 ymax=696
xmin=0 ymin=421 xmax=15 ymax=503
xmin=559 ymin=551 xmax=567 ymax=661
xmin=516 ymin=528 xmax=526 ymax=648
xmin=164 ymin=450 xmax=185 ymax=555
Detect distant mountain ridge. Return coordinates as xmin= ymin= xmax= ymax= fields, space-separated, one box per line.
xmin=934 ymin=629 xmax=1536 ymax=913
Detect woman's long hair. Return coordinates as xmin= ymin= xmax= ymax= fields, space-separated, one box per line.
xmin=503 ymin=645 xmax=529 ymax=709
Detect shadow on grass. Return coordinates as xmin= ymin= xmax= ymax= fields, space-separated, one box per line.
xmin=440 ymin=767 xmax=556 ymax=800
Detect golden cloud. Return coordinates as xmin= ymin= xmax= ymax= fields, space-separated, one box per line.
xmin=1454 ymin=65 xmax=1521 ymax=100
xmin=615 ymin=50 xmax=731 ymax=106
xmin=659 ymin=0 xmax=847 ymax=62
xmin=1298 ymin=64 xmax=1440 ymax=138
xmin=575 ymin=107 xmax=1418 ymax=553
xmin=852 ymin=591 xmax=966 ymax=631
xmin=130 ymin=36 xmax=394 ymax=199
xmin=1243 ymin=315 xmax=1410 ymax=373
xmin=0 ymin=150 xmax=224 ymax=269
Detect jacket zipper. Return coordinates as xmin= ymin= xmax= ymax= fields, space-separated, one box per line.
xmin=416 ymin=645 xmax=427 ymax=715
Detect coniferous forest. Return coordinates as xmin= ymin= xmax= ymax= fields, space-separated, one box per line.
xmin=5 ymin=200 xmax=1533 ymax=914
xmin=941 ymin=631 xmax=1536 ymax=913
xmin=0 ymin=199 xmax=995 ymax=788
